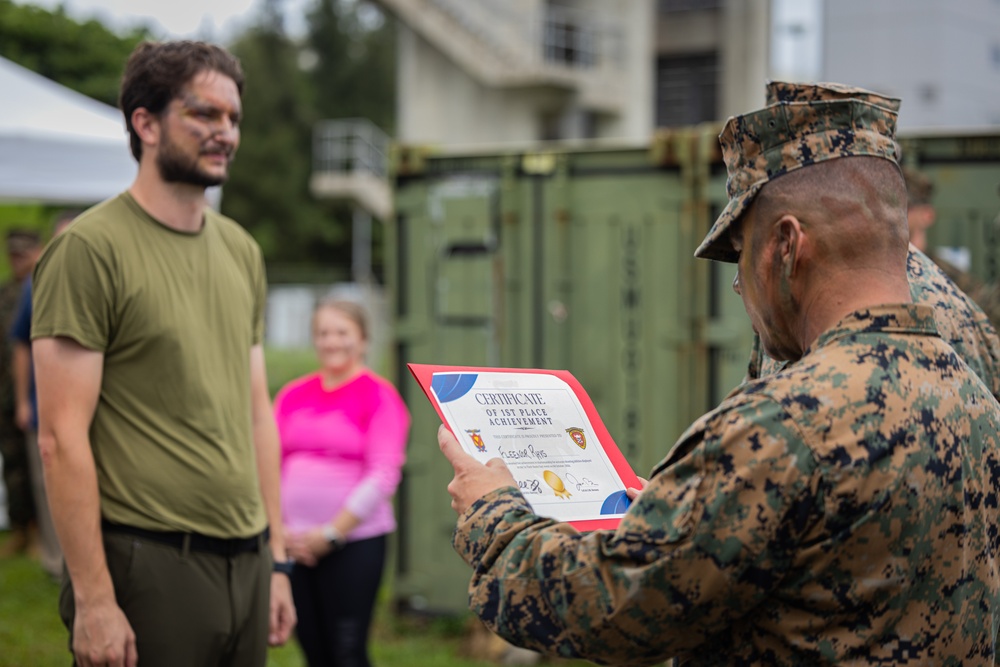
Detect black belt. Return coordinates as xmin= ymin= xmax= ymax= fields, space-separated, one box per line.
xmin=101 ymin=519 xmax=268 ymax=557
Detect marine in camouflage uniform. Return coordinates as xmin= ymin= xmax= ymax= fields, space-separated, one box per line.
xmin=0 ymin=230 xmax=40 ymax=547
xmin=437 ymin=84 xmax=1000 ymax=666
xmin=969 ymin=274 xmax=1000 ymax=332
xmin=932 ymin=249 xmax=1000 ymax=336
xmin=746 ymin=246 xmax=1000 ymax=400
xmin=902 ymin=163 xmax=1000 ymax=336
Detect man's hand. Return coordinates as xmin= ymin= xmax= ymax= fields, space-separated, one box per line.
xmin=626 ymin=477 xmax=648 ymax=501
xmin=73 ymin=599 xmax=137 ymax=667
xmin=268 ymin=573 xmax=296 ymax=647
xmin=438 ymin=424 xmax=517 ymax=515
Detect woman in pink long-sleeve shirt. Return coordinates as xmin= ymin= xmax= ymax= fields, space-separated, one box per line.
xmin=275 ymin=299 xmax=410 ymax=667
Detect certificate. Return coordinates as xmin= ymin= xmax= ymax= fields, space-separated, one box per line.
xmin=408 ymin=364 xmax=641 ymax=531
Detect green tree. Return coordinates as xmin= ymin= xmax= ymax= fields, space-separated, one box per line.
xmin=224 ymin=2 xmax=352 ymax=278
xmin=301 ymin=0 xmax=396 ymax=278
xmin=0 ymin=0 xmax=149 ymax=106
xmin=224 ymin=0 xmax=396 ymax=281
xmin=306 ymin=0 xmax=396 ymax=133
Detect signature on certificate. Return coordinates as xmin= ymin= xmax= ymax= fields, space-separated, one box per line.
xmin=518 ymin=479 xmax=543 ymax=495
xmin=565 ymin=472 xmax=599 ymax=492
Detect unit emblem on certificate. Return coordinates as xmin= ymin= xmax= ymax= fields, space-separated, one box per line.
xmin=466 ymin=429 xmax=486 ymax=453
xmin=566 ymin=427 xmax=587 ymax=450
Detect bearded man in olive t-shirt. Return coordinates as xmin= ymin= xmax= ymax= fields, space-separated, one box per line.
xmin=31 ymin=41 xmax=295 ymax=667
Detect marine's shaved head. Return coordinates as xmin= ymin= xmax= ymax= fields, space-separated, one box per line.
xmin=746 ymin=156 xmax=909 ymax=277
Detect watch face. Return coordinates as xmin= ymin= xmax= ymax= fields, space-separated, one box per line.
xmin=323 ymin=525 xmax=341 ymax=545
xmin=273 ymin=561 xmax=294 ymax=575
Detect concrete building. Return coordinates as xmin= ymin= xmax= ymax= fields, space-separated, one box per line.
xmin=371 ymin=0 xmax=771 ymax=145
xmin=820 ymin=0 xmax=1000 ymax=129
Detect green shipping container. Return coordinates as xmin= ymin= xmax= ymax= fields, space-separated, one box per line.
xmin=386 ymin=126 xmax=1000 ymax=615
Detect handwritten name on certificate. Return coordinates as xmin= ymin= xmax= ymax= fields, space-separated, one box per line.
xmin=409 ymin=364 xmax=641 ymax=530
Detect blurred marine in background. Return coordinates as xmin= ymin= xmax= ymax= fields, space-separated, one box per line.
xmin=0 ymin=229 xmax=41 ymax=558
xmin=903 ymin=165 xmax=1000 ymax=333
xmin=9 ymin=211 xmax=78 ymax=580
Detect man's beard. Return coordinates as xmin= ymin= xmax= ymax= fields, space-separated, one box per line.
xmin=157 ymin=133 xmax=230 ymax=187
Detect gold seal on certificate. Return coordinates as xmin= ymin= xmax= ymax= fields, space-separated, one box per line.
xmin=409 ymin=364 xmax=641 ymax=530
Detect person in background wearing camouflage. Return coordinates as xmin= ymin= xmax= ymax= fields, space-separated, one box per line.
xmin=745 ymin=84 xmax=1000 ymax=402
xmin=903 ymin=167 xmax=938 ymax=257
xmin=0 ymin=229 xmax=41 ymax=557
xmin=436 ymin=84 xmax=1000 ymax=666
xmin=902 ymin=165 xmax=1000 ymax=334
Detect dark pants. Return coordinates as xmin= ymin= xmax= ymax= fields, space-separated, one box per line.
xmin=0 ymin=418 xmax=35 ymax=527
xmin=60 ymin=526 xmax=272 ymax=667
xmin=291 ymin=534 xmax=387 ymax=667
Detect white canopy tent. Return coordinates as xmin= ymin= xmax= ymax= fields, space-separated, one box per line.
xmin=0 ymin=55 xmax=136 ymax=204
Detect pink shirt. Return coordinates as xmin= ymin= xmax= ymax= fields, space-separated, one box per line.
xmin=275 ymin=369 xmax=410 ymax=541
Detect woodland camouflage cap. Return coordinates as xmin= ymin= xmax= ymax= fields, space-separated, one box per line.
xmin=695 ymin=82 xmax=902 ymax=263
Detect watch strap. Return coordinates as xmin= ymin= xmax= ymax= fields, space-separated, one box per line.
xmin=272 ymin=560 xmax=294 ymax=576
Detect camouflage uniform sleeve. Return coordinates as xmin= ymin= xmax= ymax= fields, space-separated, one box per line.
xmin=452 ymin=394 xmax=820 ymax=667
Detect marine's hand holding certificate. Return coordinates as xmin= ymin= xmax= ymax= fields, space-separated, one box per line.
xmin=409 ymin=364 xmax=641 ymax=530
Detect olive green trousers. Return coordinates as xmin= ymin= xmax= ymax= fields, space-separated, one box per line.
xmin=60 ymin=528 xmax=272 ymax=667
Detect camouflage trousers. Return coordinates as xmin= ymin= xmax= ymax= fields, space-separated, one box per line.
xmin=0 ymin=418 xmax=36 ymax=528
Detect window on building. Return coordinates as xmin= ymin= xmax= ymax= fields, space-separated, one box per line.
xmin=655 ymin=53 xmax=719 ymax=127
xmin=544 ymin=0 xmax=598 ymax=67
xmin=658 ymin=0 xmax=724 ymax=13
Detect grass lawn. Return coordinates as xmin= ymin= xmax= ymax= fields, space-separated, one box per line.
xmin=0 ymin=532 xmax=593 ymax=667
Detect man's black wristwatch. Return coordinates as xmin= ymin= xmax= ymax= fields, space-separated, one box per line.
xmin=272 ymin=560 xmax=294 ymax=576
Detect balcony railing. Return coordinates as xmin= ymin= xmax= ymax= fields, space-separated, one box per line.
xmin=313 ymin=118 xmax=390 ymax=180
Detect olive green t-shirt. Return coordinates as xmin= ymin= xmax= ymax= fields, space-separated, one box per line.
xmin=32 ymin=192 xmax=267 ymax=538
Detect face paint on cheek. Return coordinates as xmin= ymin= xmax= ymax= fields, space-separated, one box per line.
xmin=178 ymin=109 xmax=210 ymax=136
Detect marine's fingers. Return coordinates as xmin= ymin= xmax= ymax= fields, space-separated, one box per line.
xmin=438 ymin=424 xmax=478 ymax=470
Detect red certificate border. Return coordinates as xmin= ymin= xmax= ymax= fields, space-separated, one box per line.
xmin=408 ymin=363 xmax=640 ymax=531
